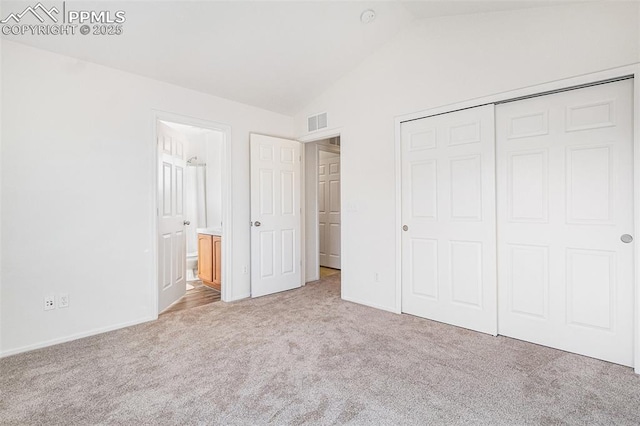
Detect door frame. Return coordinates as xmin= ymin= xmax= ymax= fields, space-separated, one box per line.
xmin=306 ymin=142 xmax=341 ymax=282
xmin=151 ymin=110 xmax=233 ymax=312
xmin=299 ymin=128 xmax=343 ymax=285
xmin=394 ymin=64 xmax=640 ymax=372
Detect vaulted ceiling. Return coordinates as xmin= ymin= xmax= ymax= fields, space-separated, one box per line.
xmin=2 ymin=1 xmax=572 ymax=115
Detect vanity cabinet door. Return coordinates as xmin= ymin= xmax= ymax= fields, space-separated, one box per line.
xmin=197 ymin=234 xmax=213 ymax=283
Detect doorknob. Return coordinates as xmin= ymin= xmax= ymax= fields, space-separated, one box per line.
xmin=403 ymin=225 xmax=408 ymax=231
xmin=254 ymin=221 xmax=262 ymax=227
xmin=183 ymin=220 xmax=191 ymax=226
xmin=621 ymin=234 xmax=633 ymax=243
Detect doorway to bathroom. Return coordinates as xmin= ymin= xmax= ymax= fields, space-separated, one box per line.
xmin=155 ymin=115 xmax=231 ymax=314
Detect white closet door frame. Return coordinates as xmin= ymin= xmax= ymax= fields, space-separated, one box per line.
xmin=394 ymin=64 xmax=640 ymax=373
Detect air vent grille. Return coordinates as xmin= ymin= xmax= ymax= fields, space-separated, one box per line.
xmin=307 ymin=112 xmax=328 ymax=133
xmin=308 ymin=116 xmax=318 ymax=132
xmin=317 ymin=112 xmax=327 ymax=129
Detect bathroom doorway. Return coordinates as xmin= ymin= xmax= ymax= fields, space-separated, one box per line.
xmin=155 ymin=115 xmax=231 ymax=314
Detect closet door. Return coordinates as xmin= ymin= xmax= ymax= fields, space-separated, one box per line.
xmin=496 ymin=79 xmax=634 ymax=366
xmin=401 ymin=105 xmax=497 ymax=335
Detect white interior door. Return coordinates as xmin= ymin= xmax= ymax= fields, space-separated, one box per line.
xmin=401 ymin=105 xmax=497 ymax=335
xmin=157 ymin=121 xmax=187 ymax=312
xmin=250 ymin=134 xmax=302 ymax=297
xmin=318 ymin=149 xmax=341 ymax=269
xmin=496 ymin=79 xmax=634 ymax=366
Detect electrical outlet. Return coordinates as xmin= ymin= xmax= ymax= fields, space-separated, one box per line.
xmin=242 ymin=266 xmax=248 ymax=274
xmin=374 ymin=272 xmax=380 ymax=282
xmin=59 ymin=293 xmax=69 ymax=308
xmin=44 ymin=295 xmax=55 ymax=311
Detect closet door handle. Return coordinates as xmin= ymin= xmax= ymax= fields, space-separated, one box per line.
xmin=254 ymin=221 xmax=261 ymax=227
xmin=183 ymin=220 xmax=191 ymax=226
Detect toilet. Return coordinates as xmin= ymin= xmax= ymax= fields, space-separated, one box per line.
xmin=186 ymin=253 xmax=198 ymax=281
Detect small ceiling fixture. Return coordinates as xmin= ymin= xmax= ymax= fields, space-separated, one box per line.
xmin=360 ymin=9 xmax=376 ymax=24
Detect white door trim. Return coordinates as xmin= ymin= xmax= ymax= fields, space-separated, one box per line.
xmin=151 ymin=110 xmax=233 ymax=311
xmin=299 ymin=127 xmax=342 ymax=143
xmin=394 ymin=63 xmax=640 ymax=372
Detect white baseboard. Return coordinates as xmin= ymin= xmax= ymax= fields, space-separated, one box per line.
xmin=226 ymin=293 xmax=250 ymax=302
xmin=0 ymin=315 xmax=157 ymax=358
xmin=341 ymin=295 xmax=399 ymax=314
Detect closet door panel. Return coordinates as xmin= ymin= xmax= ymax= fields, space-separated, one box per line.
xmin=401 ymin=104 xmax=497 ymax=335
xmin=496 ymin=79 xmax=634 ymax=366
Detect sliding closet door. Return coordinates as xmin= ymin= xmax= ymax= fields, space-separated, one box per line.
xmin=401 ymin=105 xmax=497 ymax=335
xmin=496 ymin=79 xmax=634 ymax=366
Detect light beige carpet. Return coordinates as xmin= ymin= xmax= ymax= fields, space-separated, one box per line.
xmin=1 ymin=273 xmax=640 ymax=425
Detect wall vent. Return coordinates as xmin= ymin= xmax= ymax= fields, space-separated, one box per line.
xmin=307 ymin=112 xmax=328 ymax=133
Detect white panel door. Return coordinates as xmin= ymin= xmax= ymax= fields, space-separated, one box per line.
xmin=250 ymin=134 xmax=302 ymax=297
xmin=496 ymin=79 xmax=634 ymax=366
xmin=401 ymin=105 xmax=497 ymax=335
xmin=318 ymin=149 xmax=341 ymax=269
xmin=157 ymin=122 xmax=187 ymax=312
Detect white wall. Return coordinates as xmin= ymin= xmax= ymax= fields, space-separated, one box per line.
xmin=205 ymin=131 xmax=223 ymax=230
xmin=304 ymin=142 xmax=319 ymax=282
xmin=1 ymin=41 xmax=293 ymax=355
xmin=294 ymin=2 xmax=640 ymax=312
xmin=182 ymin=129 xmax=207 ymax=164
xmin=0 ymin=5 xmax=4 ymax=352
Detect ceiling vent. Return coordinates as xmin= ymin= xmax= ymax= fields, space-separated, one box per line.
xmin=307 ymin=112 xmax=328 ymax=133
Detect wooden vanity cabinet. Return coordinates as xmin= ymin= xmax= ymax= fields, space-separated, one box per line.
xmin=197 ymin=234 xmax=221 ymax=291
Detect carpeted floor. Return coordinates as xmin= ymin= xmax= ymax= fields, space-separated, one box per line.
xmin=1 ymin=273 xmax=640 ymax=425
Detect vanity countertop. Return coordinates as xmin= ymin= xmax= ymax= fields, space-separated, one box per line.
xmin=196 ymin=227 xmax=223 ymax=236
